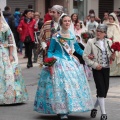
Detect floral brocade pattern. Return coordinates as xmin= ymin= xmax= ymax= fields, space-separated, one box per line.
xmin=34 ymin=57 xmax=93 ymax=114
xmin=0 ymin=48 xmax=28 ymax=104
xmin=0 ymin=31 xmax=28 ymax=104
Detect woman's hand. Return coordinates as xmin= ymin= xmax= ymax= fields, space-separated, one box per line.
xmin=110 ymin=52 xmax=115 ymax=61
xmin=19 ymin=28 xmax=22 ymax=31
xmin=69 ymin=50 xmax=72 ymax=55
xmin=9 ymin=55 xmax=14 ymax=63
xmin=71 ymin=54 xmax=79 ymax=62
xmin=88 ymin=54 xmax=94 ymax=60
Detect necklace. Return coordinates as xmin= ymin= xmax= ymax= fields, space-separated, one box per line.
xmin=60 ymin=29 xmax=69 ymax=34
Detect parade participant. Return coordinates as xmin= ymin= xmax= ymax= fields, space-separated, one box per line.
xmin=37 ymin=5 xmax=63 ymax=60
xmin=34 ymin=15 xmax=93 ymax=119
xmin=71 ymin=13 xmax=79 ymax=27
xmin=83 ymin=24 xmax=115 ymax=120
xmin=44 ymin=7 xmax=52 ymax=23
xmin=74 ymin=35 xmax=93 ymax=81
xmin=89 ymin=9 xmax=101 ymax=23
xmin=33 ymin=12 xmax=43 ymax=63
xmin=86 ymin=14 xmax=99 ymax=37
xmin=103 ymin=11 xmax=109 ymax=25
xmin=107 ymin=12 xmax=120 ymax=76
xmin=74 ymin=22 xmax=82 ymax=36
xmin=0 ymin=10 xmax=28 ymax=104
xmin=17 ymin=9 xmax=38 ymax=68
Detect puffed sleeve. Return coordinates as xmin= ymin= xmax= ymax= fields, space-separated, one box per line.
xmin=47 ymin=38 xmax=56 ymax=58
xmin=74 ymin=42 xmax=83 ymax=56
xmin=5 ymin=29 xmax=14 ymax=46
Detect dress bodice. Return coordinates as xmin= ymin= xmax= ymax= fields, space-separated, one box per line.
xmin=48 ymin=31 xmax=83 ymax=60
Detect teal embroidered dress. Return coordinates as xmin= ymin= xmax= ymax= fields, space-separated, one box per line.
xmin=0 ymin=25 xmax=28 ymax=104
xmin=34 ymin=32 xmax=93 ymax=114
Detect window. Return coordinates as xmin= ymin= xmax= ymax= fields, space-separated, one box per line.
xmin=73 ymin=0 xmax=78 ymax=8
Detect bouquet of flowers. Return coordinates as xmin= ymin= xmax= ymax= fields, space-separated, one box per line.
xmin=81 ymin=32 xmax=91 ymax=43
xmin=43 ymin=57 xmax=57 ymax=76
xmin=111 ymin=42 xmax=120 ymax=52
xmin=110 ymin=42 xmax=120 ymax=64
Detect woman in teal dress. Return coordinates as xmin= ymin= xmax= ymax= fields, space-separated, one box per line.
xmin=0 ymin=10 xmax=28 ymax=104
xmin=34 ymin=15 xmax=93 ymax=119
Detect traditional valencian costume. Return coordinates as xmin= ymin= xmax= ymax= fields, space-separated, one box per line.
xmin=107 ymin=12 xmax=120 ymax=76
xmin=34 ymin=29 xmax=93 ymax=117
xmin=0 ymin=10 xmax=28 ymax=104
xmin=83 ymin=24 xmax=114 ymax=120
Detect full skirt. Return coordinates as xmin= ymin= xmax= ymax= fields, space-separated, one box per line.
xmin=0 ymin=48 xmax=28 ymax=104
xmin=34 ymin=57 xmax=93 ymax=114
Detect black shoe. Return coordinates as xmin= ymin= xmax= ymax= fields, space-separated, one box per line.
xmin=27 ymin=63 xmax=33 ymax=68
xmin=90 ymin=109 xmax=97 ymax=118
xmin=57 ymin=114 xmax=68 ymax=120
xmin=101 ymin=114 xmax=107 ymax=120
xmin=23 ymin=56 xmax=27 ymax=58
xmin=33 ymin=60 xmax=37 ymax=63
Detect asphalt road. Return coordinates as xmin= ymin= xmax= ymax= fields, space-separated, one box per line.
xmin=0 ymin=53 xmax=120 ymax=120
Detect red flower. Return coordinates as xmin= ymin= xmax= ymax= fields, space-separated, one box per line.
xmin=110 ymin=38 xmax=113 ymax=40
xmin=83 ymin=34 xmax=88 ymax=38
xmin=43 ymin=57 xmax=57 ymax=67
xmin=47 ymin=41 xmax=50 ymax=47
xmin=111 ymin=42 xmax=120 ymax=52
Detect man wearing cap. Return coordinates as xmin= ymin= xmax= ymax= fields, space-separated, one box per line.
xmin=83 ymin=24 xmax=115 ymax=120
xmin=37 ymin=5 xmax=63 ymax=60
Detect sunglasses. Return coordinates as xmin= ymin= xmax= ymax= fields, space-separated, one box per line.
xmin=96 ymin=30 xmax=105 ymax=33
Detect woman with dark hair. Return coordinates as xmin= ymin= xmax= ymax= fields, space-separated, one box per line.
xmin=107 ymin=12 xmax=120 ymax=76
xmin=71 ymin=13 xmax=79 ymax=27
xmin=17 ymin=9 xmax=38 ymax=68
xmin=71 ymin=13 xmax=86 ymax=34
xmin=34 ymin=15 xmax=93 ymax=119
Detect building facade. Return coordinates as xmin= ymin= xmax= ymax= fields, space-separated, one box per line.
xmin=1 ymin=0 xmax=120 ymax=20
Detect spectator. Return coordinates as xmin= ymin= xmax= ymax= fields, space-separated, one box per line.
xmin=44 ymin=7 xmax=53 ymax=23
xmin=17 ymin=9 xmax=38 ymax=68
xmin=84 ymin=15 xmax=90 ymax=26
xmin=28 ymin=4 xmax=33 ymax=11
xmin=33 ymin=12 xmax=43 ymax=63
xmin=13 ymin=8 xmax=21 ymax=52
xmin=3 ymin=6 xmax=15 ymax=32
xmin=103 ymin=11 xmax=109 ymax=25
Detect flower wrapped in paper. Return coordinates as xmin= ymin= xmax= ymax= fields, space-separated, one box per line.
xmin=110 ymin=42 xmax=120 ymax=64
xmin=111 ymin=42 xmax=120 ymax=52
xmin=43 ymin=57 xmax=57 ymax=76
xmin=43 ymin=57 xmax=57 ymax=67
xmin=81 ymin=32 xmax=93 ymax=43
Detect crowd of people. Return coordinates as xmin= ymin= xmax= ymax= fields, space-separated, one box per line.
xmin=0 ymin=3 xmax=120 ymax=120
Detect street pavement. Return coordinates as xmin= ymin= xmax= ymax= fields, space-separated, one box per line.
xmin=0 ymin=52 xmax=120 ymax=120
